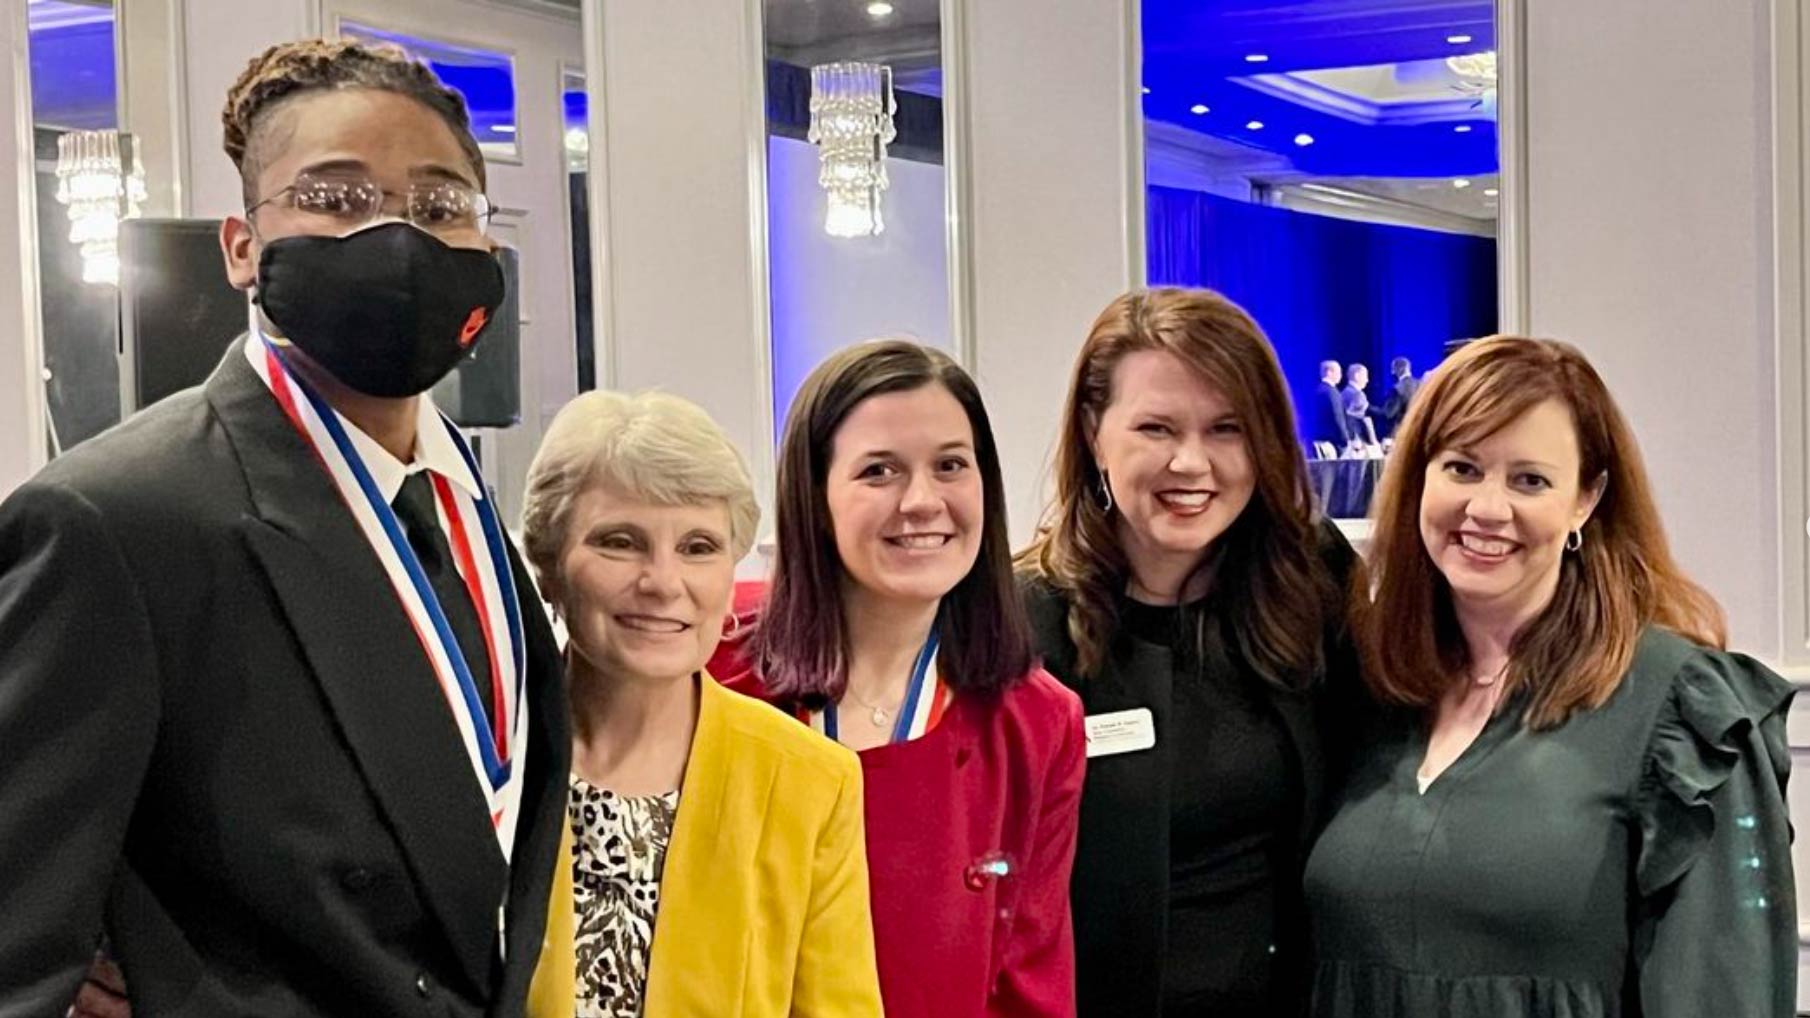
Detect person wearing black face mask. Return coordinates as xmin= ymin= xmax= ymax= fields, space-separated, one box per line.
xmin=0 ymin=39 xmax=570 ymax=1018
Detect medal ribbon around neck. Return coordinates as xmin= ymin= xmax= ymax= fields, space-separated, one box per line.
xmin=251 ymin=330 xmax=527 ymax=859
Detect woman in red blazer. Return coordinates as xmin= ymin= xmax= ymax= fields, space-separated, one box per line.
xmin=710 ymin=340 xmax=1086 ymax=1017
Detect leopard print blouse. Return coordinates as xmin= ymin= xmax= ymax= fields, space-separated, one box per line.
xmin=568 ymin=774 xmax=680 ymax=1018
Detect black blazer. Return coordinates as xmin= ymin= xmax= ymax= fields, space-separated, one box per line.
xmin=1380 ymin=374 xmax=1420 ymax=436
xmin=1308 ymin=381 xmax=1351 ymax=447
xmin=1022 ymin=522 xmax=1361 ymax=1017
xmin=0 ymin=345 xmax=570 ymax=1017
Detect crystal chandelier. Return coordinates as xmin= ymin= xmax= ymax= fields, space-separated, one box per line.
xmin=1445 ymin=50 xmax=1498 ymax=97
xmin=807 ymin=61 xmax=897 ymax=238
xmin=53 ymin=130 xmax=146 ymax=286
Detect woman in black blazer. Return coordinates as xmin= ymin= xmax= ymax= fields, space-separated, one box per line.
xmin=1018 ymin=288 xmax=1362 ymax=1017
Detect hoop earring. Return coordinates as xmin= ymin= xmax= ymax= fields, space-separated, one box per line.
xmin=722 ymin=612 xmax=745 ymax=642
xmin=1566 ymin=528 xmax=1584 ymax=552
xmin=1096 ymin=469 xmax=1115 ymax=513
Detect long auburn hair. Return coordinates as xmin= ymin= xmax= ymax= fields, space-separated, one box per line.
xmin=755 ymin=340 xmax=1032 ymax=704
xmin=1018 ymin=287 xmax=1333 ymax=689
xmin=1359 ymin=336 xmax=1725 ymax=728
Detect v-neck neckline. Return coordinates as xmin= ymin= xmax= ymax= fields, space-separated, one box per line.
xmin=1409 ymin=691 xmax=1522 ymax=796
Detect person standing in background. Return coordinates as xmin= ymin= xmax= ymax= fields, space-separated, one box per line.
xmin=1379 ymin=356 xmax=1420 ymax=437
xmin=1308 ymin=360 xmax=1351 ymax=453
xmin=1341 ymin=363 xmax=1377 ymax=447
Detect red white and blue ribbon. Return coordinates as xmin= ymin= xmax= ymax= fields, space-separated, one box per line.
xmin=805 ymin=629 xmax=950 ymax=745
xmin=248 ymin=331 xmax=528 ymax=861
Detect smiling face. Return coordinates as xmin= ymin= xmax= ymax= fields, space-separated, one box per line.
xmin=1091 ymin=349 xmax=1256 ymax=591
xmin=1420 ymin=397 xmax=1604 ymax=626
xmin=552 ymin=482 xmax=737 ymax=686
xmin=824 ymin=383 xmax=984 ymax=611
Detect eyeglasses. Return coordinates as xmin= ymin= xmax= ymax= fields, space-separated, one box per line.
xmin=247 ymin=172 xmax=494 ymax=240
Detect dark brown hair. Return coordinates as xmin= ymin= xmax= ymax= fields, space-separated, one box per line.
xmin=222 ymin=38 xmax=486 ymax=206
xmin=754 ymin=340 xmax=1033 ymax=703
xmin=1359 ymin=336 xmax=1725 ymax=728
xmin=1018 ymin=287 xmax=1333 ymax=689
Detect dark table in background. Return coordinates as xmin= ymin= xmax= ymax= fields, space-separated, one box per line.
xmin=1307 ymin=458 xmax=1384 ymax=519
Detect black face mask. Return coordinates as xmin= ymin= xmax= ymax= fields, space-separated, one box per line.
xmin=256 ymin=221 xmax=506 ymax=398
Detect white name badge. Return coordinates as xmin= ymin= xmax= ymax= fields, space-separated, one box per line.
xmin=1084 ymin=708 xmax=1156 ymax=759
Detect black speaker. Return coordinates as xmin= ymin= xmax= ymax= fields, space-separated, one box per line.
xmin=117 ymin=218 xmax=245 ymax=414
xmin=433 ymin=246 xmax=521 ymax=428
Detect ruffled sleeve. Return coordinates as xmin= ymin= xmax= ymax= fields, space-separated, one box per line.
xmin=1632 ymin=642 xmax=1796 ymax=1017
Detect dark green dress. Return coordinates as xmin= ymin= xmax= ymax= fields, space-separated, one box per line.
xmin=1303 ymin=627 xmax=1796 ymax=1017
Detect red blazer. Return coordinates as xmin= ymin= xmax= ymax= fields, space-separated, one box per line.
xmin=711 ymin=619 xmax=1085 ymax=1018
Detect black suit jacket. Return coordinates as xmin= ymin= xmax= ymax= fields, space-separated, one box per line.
xmin=1308 ymin=381 xmax=1351 ymax=447
xmin=0 ymin=345 xmax=570 ymax=1017
xmin=1020 ymin=522 xmax=1362 ymax=1017
xmin=1380 ymin=374 xmax=1420 ymax=435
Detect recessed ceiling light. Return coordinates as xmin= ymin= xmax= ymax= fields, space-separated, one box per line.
xmin=1453 ymin=178 xmax=1472 ymax=189
xmin=1294 ymin=133 xmax=1314 ymax=146
xmin=1245 ymin=53 xmax=1269 ymax=63
xmin=1246 ymin=120 xmax=1265 ymax=130
xmin=867 ymin=1 xmax=894 ymax=16
xmin=1454 ymin=124 xmax=1473 ymax=133
xmin=1483 ymin=188 xmax=1499 ymax=197
xmin=1448 ymin=34 xmax=1473 ymax=44
xmin=494 ymin=124 xmax=517 ymax=134
xmin=1190 ymin=104 xmax=1210 ymax=115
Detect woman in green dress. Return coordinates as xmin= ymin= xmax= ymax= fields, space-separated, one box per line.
xmin=1304 ymin=336 xmax=1795 ymax=1017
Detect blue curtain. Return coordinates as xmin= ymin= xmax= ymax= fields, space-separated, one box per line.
xmin=1146 ymin=185 xmax=1497 ymax=439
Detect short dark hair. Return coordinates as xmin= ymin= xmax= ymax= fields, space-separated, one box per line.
xmin=754 ymin=340 xmax=1033 ymax=704
xmin=222 ymin=38 xmax=486 ymax=207
xmin=1391 ymin=356 xmax=1411 ymax=375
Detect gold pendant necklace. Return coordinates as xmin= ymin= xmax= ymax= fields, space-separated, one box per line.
xmin=845 ymin=686 xmax=897 ymax=728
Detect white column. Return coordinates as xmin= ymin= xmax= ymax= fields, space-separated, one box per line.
xmin=118 ymin=0 xmax=189 ymax=217
xmin=958 ymin=0 xmax=1142 ymax=543
xmin=1523 ymin=0 xmax=1780 ymax=659
xmin=0 ymin=0 xmax=47 ymax=497
xmin=180 ymin=0 xmax=316 ymax=219
xmin=581 ymin=0 xmax=773 ymax=517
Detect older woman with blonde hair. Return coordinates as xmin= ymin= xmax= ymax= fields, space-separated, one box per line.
xmin=521 ymin=390 xmax=882 ymax=1018
xmin=1304 ymin=337 xmax=1795 ymax=1017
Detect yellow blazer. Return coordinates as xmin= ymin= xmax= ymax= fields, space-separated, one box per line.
xmin=528 ymin=672 xmax=883 ymax=1017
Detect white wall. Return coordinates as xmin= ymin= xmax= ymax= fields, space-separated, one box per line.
xmin=1521 ymin=1 xmax=1808 ymax=991
xmin=767 ymin=134 xmax=951 ymax=440
xmin=1524 ymin=0 xmax=1781 ymax=660
xmin=1 ymin=1 xmax=46 ymax=497
xmin=961 ymin=0 xmax=1142 ymax=542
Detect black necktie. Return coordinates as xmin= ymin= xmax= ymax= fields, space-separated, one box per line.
xmin=392 ymin=471 xmax=496 ymax=728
